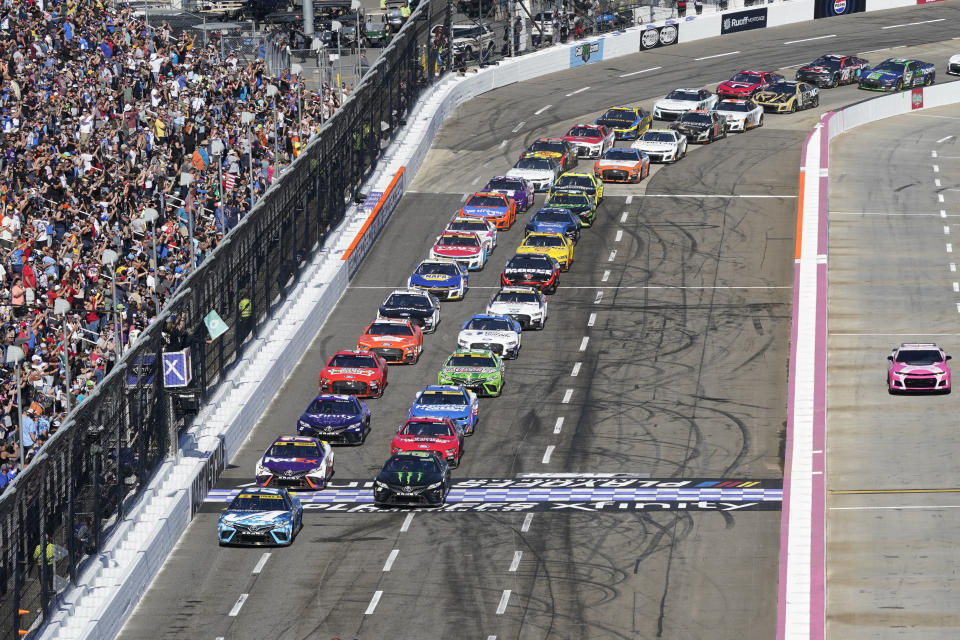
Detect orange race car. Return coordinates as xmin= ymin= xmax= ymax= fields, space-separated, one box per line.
xmin=356 ymin=318 xmax=424 ymax=365
xmin=593 ymin=147 xmax=651 ymax=184
xmin=459 ymin=192 xmax=517 ymax=230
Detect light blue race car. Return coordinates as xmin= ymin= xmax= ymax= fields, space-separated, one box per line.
xmin=407 ymin=385 xmax=479 ymax=435
xmin=217 ymin=487 xmax=303 ymax=547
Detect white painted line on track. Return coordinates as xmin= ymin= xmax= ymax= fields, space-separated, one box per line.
xmin=948 ymin=243 xmax=953 ymax=253
xmin=945 ymin=226 xmax=951 ymax=235
xmin=521 ymin=513 xmax=534 ymax=532
xmin=934 ymin=165 xmax=940 ymax=172
xmin=632 ymin=193 xmax=795 ymax=198
xmin=228 ymin=594 xmax=249 ymax=617
xmin=512 ymin=121 xmax=526 ymax=133
xmin=940 ymin=194 xmax=946 ymax=203
xmin=951 ymin=263 xmax=956 ymax=272
xmin=383 ymin=549 xmax=399 ymax=572
xmin=956 ymin=302 xmax=960 ymax=313
xmin=542 ymin=446 xmax=555 ymax=463
xmin=615 ymin=230 xmax=623 ymax=242
xmin=936 ymin=179 xmax=942 ymax=187
xmin=938 ymin=135 xmax=955 ymax=144
xmin=881 ymin=18 xmax=945 ymax=29
xmin=620 ymin=211 xmax=629 ymax=223
xmin=509 ymin=551 xmax=522 ymax=572
xmin=619 ymin=66 xmax=661 ymax=77
xmin=216 ymin=637 xmax=225 ymax=640
xmin=857 ymin=45 xmax=905 ymax=54
xmin=487 ymin=636 xmax=498 ymax=640
xmin=695 ymin=50 xmax=740 ymax=61
xmin=608 ymin=250 xmax=617 ymax=262
xmin=783 ymin=34 xmax=835 ymax=45
xmin=588 ymin=313 xmax=597 ymax=326
xmin=554 ymin=417 xmax=564 ymax=434
xmin=571 ymin=362 xmax=581 ymax=377
xmin=914 ymin=114 xmax=960 ymax=121
xmin=830 ymin=504 xmax=960 ymax=511
xmin=594 ymin=291 xmax=603 ymax=304
xmin=952 ymin=282 xmax=958 ymax=293
xmin=566 ymin=87 xmax=590 ymax=96
xmin=461 ymin=193 xmax=470 ymax=202
xmin=562 ymin=389 xmax=573 ymax=403
xmin=252 ymin=553 xmax=271 ymax=575
xmin=472 ymin=175 xmax=482 ymax=185
xmin=365 ymin=591 xmax=383 ymax=615
xmin=942 ymin=210 xmax=948 ymax=218
xmin=534 ymin=104 xmax=552 ymax=115
xmin=601 ymin=270 xmax=610 ymax=282
xmin=933 ymin=150 xmax=939 ymax=158
xmin=401 ymin=513 xmax=414 ymax=532
xmin=579 ymin=336 xmax=589 ymax=351
xmin=625 ymin=195 xmax=633 ymax=204
xmin=496 ymin=590 xmax=512 ymax=614
xmin=499 ymin=139 xmax=508 ymax=149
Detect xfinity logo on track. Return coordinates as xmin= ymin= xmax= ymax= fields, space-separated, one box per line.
xmin=300 ymin=501 xmax=776 ymax=513
xmin=720 ymin=7 xmax=767 ymax=34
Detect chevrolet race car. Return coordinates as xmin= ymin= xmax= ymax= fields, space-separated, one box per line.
xmin=438 ymin=348 xmax=505 ymax=397
xmin=373 ymin=451 xmax=451 ymax=507
xmin=507 ymin=156 xmax=562 ymax=192
xmin=521 ymin=137 xmax=578 ymax=171
xmin=545 ymin=189 xmax=597 ymax=227
xmin=887 ymin=342 xmax=952 ymax=393
xmin=595 ymin=106 xmax=653 ymax=140
xmin=391 ymin=416 xmax=464 ymax=467
xmin=753 ymin=81 xmax=819 ymax=113
xmin=670 ymin=110 xmax=727 ymax=144
xmin=218 ymin=487 xmax=303 ymax=546
xmin=446 ymin=217 xmax=497 ymax=254
xmin=487 ymin=286 xmax=548 ymax=330
xmin=357 ymin=318 xmax=423 ymax=364
xmin=525 ymin=208 xmax=581 ymax=243
xmin=517 ymin=232 xmax=574 ymax=271
xmin=631 ymin=129 xmax=687 ymax=163
xmin=408 ymin=258 xmax=468 ymax=301
xmin=319 ymin=350 xmax=389 ymax=398
xmin=796 ymin=54 xmax=869 ymax=87
xmin=859 ymin=58 xmax=935 ymax=91
xmin=459 ymin=192 xmax=517 ymax=230
xmin=430 ymin=231 xmax=488 ymax=270
xmin=551 ymin=172 xmax=603 ymax=202
xmin=949 ymin=54 xmax=960 ymax=76
xmin=501 ymin=254 xmax=560 ymax=295
xmin=255 ymin=436 xmax=334 ymax=490
xmin=297 ymin=394 xmax=371 ymax=444
xmin=483 ymin=175 xmax=535 ymax=212
xmin=562 ymin=124 xmax=616 ymax=158
xmin=711 ymin=99 xmax=763 ymax=132
xmin=653 ymin=88 xmax=718 ymax=121
xmin=408 ymin=385 xmax=479 ymax=435
xmin=593 ymin=147 xmax=650 ymax=183
xmin=458 ymin=313 xmax=522 ymax=359
xmin=717 ymin=70 xmax=784 ymax=100
xmin=378 ymin=288 xmax=441 ymax=332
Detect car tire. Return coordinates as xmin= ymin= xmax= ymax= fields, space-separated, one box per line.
xmin=812 ymin=95 xmax=820 ymax=108
xmin=895 ymin=78 xmax=903 ymax=92
xmin=926 ymin=73 xmax=935 ymax=86
xmin=757 ymin=115 xmax=764 ymax=128
xmin=375 ymin=381 xmax=386 ymax=399
xmin=832 ymin=73 xmax=840 ymax=88
xmin=790 ymin=101 xmax=797 ymax=113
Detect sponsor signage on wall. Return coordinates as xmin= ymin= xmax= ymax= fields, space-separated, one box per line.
xmin=342 ymin=168 xmax=406 ymax=278
xmin=639 ymin=23 xmax=679 ymax=50
xmin=814 ymin=0 xmax=865 ymax=18
xmin=569 ymin=40 xmax=604 ymax=68
xmin=911 ymin=87 xmax=924 ymax=110
xmin=720 ymin=7 xmax=767 ymax=34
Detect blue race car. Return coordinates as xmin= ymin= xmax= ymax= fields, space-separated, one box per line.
xmin=217 ymin=487 xmax=303 ymax=546
xmin=525 ymin=208 xmax=581 ymax=243
xmin=858 ymin=58 xmax=935 ymax=92
xmin=483 ymin=176 xmax=535 ymax=212
xmin=457 ymin=314 xmax=522 ymax=359
xmin=408 ymin=258 xmax=469 ymax=301
xmin=256 ymin=436 xmax=335 ymax=489
xmin=297 ymin=394 xmax=371 ymax=444
xmin=407 ymin=385 xmax=479 ymax=435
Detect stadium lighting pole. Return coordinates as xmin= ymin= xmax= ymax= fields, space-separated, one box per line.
xmin=241 ymin=111 xmax=256 ymax=207
xmin=101 ymin=249 xmax=122 ymax=363
xmin=6 ymin=344 xmax=24 ymax=469
xmin=54 ymin=298 xmax=72 ymax=413
xmin=141 ymin=207 xmax=161 ymax=319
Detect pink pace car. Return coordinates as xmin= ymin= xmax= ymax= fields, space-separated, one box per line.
xmin=887 ymin=343 xmax=952 ymax=393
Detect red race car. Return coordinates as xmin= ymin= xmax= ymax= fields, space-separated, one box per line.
xmin=561 ymin=123 xmax=616 ymax=158
xmin=318 ymin=349 xmax=388 ymax=398
xmin=390 ymin=416 xmax=464 ymax=467
xmin=717 ymin=70 xmax=784 ymax=100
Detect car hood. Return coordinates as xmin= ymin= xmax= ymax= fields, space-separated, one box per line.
xmin=714 ymin=109 xmax=749 ymax=120
xmin=547 ymin=201 xmax=590 ymax=211
xmin=410 ymin=273 xmax=461 ymax=286
xmin=260 ymin=456 xmax=324 ymax=472
xmin=441 ymin=366 xmax=496 ymax=376
xmin=798 ymin=65 xmax=831 ymax=75
xmin=300 ymin=412 xmax=361 ymax=427
xmin=596 ymin=118 xmax=637 ymax=129
xmin=890 ymin=363 xmax=947 ymax=375
xmin=409 ymin=405 xmax=470 ymax=419
xmin=718 ymin=81 xmax=759 ymax=92
xmin=597 ymin=159 xmax=640 ymax=168
xmin=376 ymin=470 xmax=444 ymax=486
xmin=433 ymin=244 xmax=482 ymax=256
xmin=563 ymin=135 xmax=603 ymax=144
xmin=379 ymin=305 xmax=433 ymax=318
xmin=673 ymin=121 xmax=711 ymax=131
xmin=507 ymin=168 xmax=553 ymax=179
xmin=393 ymin=435 xmax=457 ymax=447
xmin=634 ymin=139 xmax=676 ymax=149
xmin=950 ymin=54 xmax=960 ymax=64
xmin=459 ymin=329 xmax=518 ymax=341
xmin=321 ymin=367 xmax=379 ymax=379
xmin=529 ymin=221 xmax=574 ymax=234
xmin=490 ymin=188 xmax=525 ymax=201
xmin=754 ymin=90 xmax=791 ymax=103
xmin=655 ymin=99 xmax=698 ymax=111
xmin=488 ymin=302 xmax=539 ymax=315
xmin=220 ymin=510 xmax=291 ymax=526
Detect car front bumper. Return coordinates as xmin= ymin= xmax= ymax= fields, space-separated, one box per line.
xmin=299 ymin=422 xmax=366 ymax=444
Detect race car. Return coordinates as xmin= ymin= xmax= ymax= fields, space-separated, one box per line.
xmin=858 ymin=58 xmax=935 ymax=91
xmin=459 ymin=192 xmax=517 ymax=230
xmin=438 ymin=348 xmax=505 ymax=397
xmin=796 ymin=54 xmax=869 ymax=87
xmin=357 ymin=318 xmax=423 ymax=364
xmin=218 ymin=487 xmax=303 ymax=546
xmin=373 ymin=451 xmax=451 ymax=507
xmin=458 ymin=313 xmax=522 ymax=359
xmin=516 ymin=232 xmax=574 ymax=271
xmin=391 ymin=416 xmax=464 ymax=467
xmin=408 ymin=258 xmax=469 ymax=301
xmin=501 ymin=254 xmax=561 ymax=295
xmin=525 ymin=208 xmax=581 ymax=244
xmin=520 ymin=137 xmax=578 ymax=171
xmin=255 ymin=436 xmax=334 ymax=490
xmin=483 ymin=175 xmax=535 ymax=212
xmin=430 ymin=231 xmax=488 ymax=270
xmin=544 ymin=189 xmax=597 ymax=227
xmin=753 ymin=81 xmax=819 ymax=113
xmin=562 ymin=124 xmax=616 ymax=158
xmin=711 ymin=99 xmax=763 ymax=132
xmin=949 ymin=53 xmax=960 ymax=76
xmin=670 ymin=110 xmax=727 ymax=144
xmin=378 ymin=288 xmax=441 ymax=332
xmin=716 ymin=70 xmax=784 ymax=100
xmin=297 ymin=394 xmax=371 ymax=444
xmin=593 ymin=147 xmax=651 ymax=183
xmin=487 ymin=286 xmax=548 ymax=330
xmin=319 ymin=349 xmax=389 ymax=398
xmin=631 ymin=129 xmax=687 ymax=163
xmin=506 ymin=156 xmax=562 ymax=192
xmin=408 ymin=385 xmax=479 ymax=435
xmin=446 ymin=217 xmax=497 ymax=254
xmin=551 ymin=172 xmax=604 ymax=202
xmin=887 ymin=342 xmax=952 ymax=393
xmin=595 ymin=106 xmax=653 ymax=140
xmin=653 ymin=88 xmax=718 ymax=121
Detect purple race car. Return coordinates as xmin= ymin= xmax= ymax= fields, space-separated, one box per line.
xmin=483 ymin=175 xmax=535 ymax=212
xmin=255 ymin=436 xmax=335 ymax=490
xmin=297 ymin=394 xmax=371 ymax=444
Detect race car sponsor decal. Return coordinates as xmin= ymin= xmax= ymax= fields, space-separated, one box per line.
xmin=570 ymin=40 xmax=603 ymax=68
xmin=326 ymin=367 xmax=375 ymax=374
xmin=414 ymin=404 xmax=467 ymax=411
xmin=444 ymin=367 xmax=491 ymax=373
xmin=814 ymin=0 xmax=864 ymax=18
xmin=419 ymin=274 xmax=451 ymax=281
xmin=720 ymin=7 xmax=766 ymax=34
xmin=639 ymin=23 xmax=678 ymax=50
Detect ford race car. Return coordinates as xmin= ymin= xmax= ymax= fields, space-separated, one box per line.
xmin=483 ymin=176 xmax=535 ymax=212
xmin=949 ymin=53 xmax=960 ymax=76
xmin=525 ymin=208 xmax=581 ymax=243
xmin=507 ymin=156 xmax=562 ymax=192
xmin=712 ymin=99 xmax=763 ymax=132
xmin=717 ymin=70 xmax=784 ymax=100
xmin=516 ymin=232 xmax=574 ymax=271
xmin=458 ymin=313 xmax=522 ymax=359
xmin=319 ymin=350 xmax=389 ymax=398
xmin=501 ymin=253 xmax=560 ymax=295
xmin=670 ymin=110 xmax=727 ymax=144
xmin=459 ymin=192 xmax=517 ymax=230
xmin=391 ymin=416 xmax=464 ymax=467
xmin=430 ymin=231 xmax=488 ymax=270
xmin=631 ymin=129 xmax=687 ymax=163
xmin=378 ymin=288 xmax=441 ymax=332
xmin=562 ymin=124 xmax=616 ymax=158
xmin=446 ymin=217 xmax=497 ymax=254
xmin=551 ymin=172 xmax=604 ymax=202
xmin=753 ymin=81 xmax=819 ymax=113
xmin=544 ymin=189 xmax=597 ymax=227
xmin=859 ymin=58 xmax=935 ymax=91
xmin=887 ymin=342 xmax=952 ymax=393
xmin=218 ymin=487 xmax=302 ymax=546
xmin=408 ymin=385 xmax=479 ymax=435
xmin=796 ymin=54 xmax=869 ymax=87
xmin=521 ymin=137 xmax=578 ymax=171
xmin=593 ymin=147 xmax=650 ymax=183
xmin=255 ymin=436 xmax=334 ymax=490
xmin=373 ymin=451 xmax=451 ymax=507
xmin=297 ymin=394 xmax=371 ymax=444
xmin=653 ymin=88 xmax=718 ymax=121
xmin=438 ymin=348 xmax=505 ymax=397
xmin=595 ymin=106 xmax=653 ymax=140
xmin=408 ymin=258 xmax=468 ymax=301
xmin=487 ymin=286 xmax=548 ymax=330
xmin=357 ymin=318 xmax=423 ymax=364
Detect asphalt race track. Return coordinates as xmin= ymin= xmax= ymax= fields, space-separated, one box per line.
xmin=118 ymin=5 xmax=960 ymax=640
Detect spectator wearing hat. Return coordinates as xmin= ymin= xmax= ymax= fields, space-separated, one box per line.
xmin=20 ymin=406 xmax=38 ymax=453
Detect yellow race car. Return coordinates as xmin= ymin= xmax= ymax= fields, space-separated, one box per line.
xmin=594 ymin=106 xmax=653 ymax=140
xmin=550 ymin=172 xmax=604 ymax=203
xmin=516 ymin=232 xmax=575 ymax=271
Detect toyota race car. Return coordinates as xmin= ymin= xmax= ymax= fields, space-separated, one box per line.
xmin=391 ymin=416 xmax=464 ymax=467
xmin=487 ymin=286 xmax=548 ymax=330
xmin=717 ymin=70 xmax=784 ymax=99
xmin=545 ymin=189 xmax=597 ymax=227
xmin=631 ymin=129 xmax=687 ymax=163
xmin=373 ymin=451 xmax=451 ymax=507
xmin=408 ymin=259 xmax=469 ymax=301
xmin=357 ymin=318 xmax=423 ymax=364
xmin=408 ymin=385 xmax=479 ymax=435
xmin=887 ymin=343 xmax=952 ymax=393
xmin=653 ymin=88 xmax=719 ymax=121
xmin=459 ymin=192 xmax=517 ymax=230
xmin=551 ymin=172 xmax=604 ymax=202
xmin=521 ymin=137 xmax=579 ymax=171
xmin=438 ymin=348 xmax=505 ymax=397
xmin=670 ymin=110 xmax=727 ymax=144
xmin=859 ymin=58 xmax=935 ymax=91
xmin=712 ymin=99 xmax=763 ymax=131
xmin=753 ymin=81 xmax=819 ymax=113
xmin=430 ymin=231 xmax=488 ymax=270
xmin=595 ymin=106 xmax=653 ymax=140
xmin=446 ymin=217 xmax=497 ymax=254
xmin=517 ymin=232 xmax=575 ymax=271
xmin=483 ymin=176 xmax=535 ymax=212
xmin=525 ymin=208 xmax=581 ymax=243
xmin=378 ymin=288 xmax=441 ymax=332
xmin=297 ymin=394 xmax=371 ymax=444
xmin=593 ymin=148 xmax=650 ymax=183
xmin=218 ymin=487 xmax=303 ymax=546
xmin=501 ymin=253 xmax=561 ymax=295
xmin=507 ymin=156 xmax=562 ymax=191
xmin=562 ymin=124 xmax=616 ymax=158
xmin=319 ymin=350 xmax=389 ymax=398
xmin=255 ymin=436 xmax=334 ymax=490
xmin=796 ymin=54 xmax=869 ymax=87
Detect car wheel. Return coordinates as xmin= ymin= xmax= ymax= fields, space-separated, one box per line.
xmin=832 ymin=73 xmax=840 ymax=88
xmin=375 ymin=381 xmax=386 ymax=398
xmin=895 ymin=78 xmax=903 ymax=91
xmin=757 ymin=115 xmax=764 ymax=128
xmin=926 ymin=73 xmax=935 ymax=86
xmin=721 ymin=127 xmax=727 ymax=140
xmin=790 ymin=101 xmax=797 ymax=113
xmin=812 ymin=95 xmax=820 ymax=108
xmin=493 ymin=380 xmax=503 ymax=397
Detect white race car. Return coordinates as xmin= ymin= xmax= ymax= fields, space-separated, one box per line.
xmin=486 ymin=286 xmax=548 ymax=330
xmin=506 ymin=156 xmax=562 ymax=192
xmin=457 ymin=313 xmax=522 ymax=359
xmin=712 ymin=99 xmax=764 ymax=132
xmin=631 ymin=129 xmax=687 ymax=164
xmin=948 ymin=53 xmax=960 ymax=76
xmin=446 ymin=216 xmax=497 ymax=254
xmin=653 ymin=88 xmax=719 ymax=121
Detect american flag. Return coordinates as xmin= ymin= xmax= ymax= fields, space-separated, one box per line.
xmin=223 ymin=173 xmax=237 ymax=190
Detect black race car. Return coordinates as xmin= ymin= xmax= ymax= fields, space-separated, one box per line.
xmin=373 ymin=451 xmax=451 ymax=507
xmin=670 ymin=110 xmax=727 ymax=144
xmin=500 ymin=253 xmax=560 ymax=295
xmin=796 ymin=54 xmax=869 ymax=88
xmin=378 ymin=288 xmax=441 ymax=332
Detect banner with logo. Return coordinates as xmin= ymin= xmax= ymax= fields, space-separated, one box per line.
xmin=814 ymin=0 xmax=865 ymax=18
xmin=720 ymin=7 xmax=767 ymax=34
xmin=639 ymin=23 xmax=679 ymax=50
xmin=569 ymin=40 xmax=604 ymax=68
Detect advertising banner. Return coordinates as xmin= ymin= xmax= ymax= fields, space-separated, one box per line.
xmin=720 ymin=7 xmax=767 ymax=34
xmin=912 ymin=87 xmax=924 ymax=110
xmin=569 ymin=40 xmax=604 ymax=68
xmin=639 ymin=23 xmax=679 ymax=50
xmin=814 ymin=0 xmax=866 ymax=18
xmin=342 ymin=168 xmax=406 ymax=278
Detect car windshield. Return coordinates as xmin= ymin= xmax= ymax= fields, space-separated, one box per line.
xmin=873 ymin=60 xmax=905 ymax=73
xmin=730 ymin=72 xmax=761 ymax=84
xmin=507 ymin=255 xmax=553 ymax=269
xmin=415 ymin=262 xmax=460 ymax=276
xmin=514 ymin=158 xmax=553 ymax=170
xmin=382 ymin=456 xmax=440 ymax=473
xmin=548 ymin=193 xmax=587 ymax=205
xmin=401 ymin=421 xmax=453 ymax=436
xmin=467 ymin=195 xmax=505 ymax=207
xmin=529 ymin=140 xmax=566 ymax=154
xmin=534 ymin=211 xmax=574 ymax=223
xmin=599 ymin=109 xmax=636 ymax=123
xmin=384 ymin=294 xmax=430 ymax=308
xmin=438 ymin=234 xmax=480 ymax=247
xmin=452 ymin=26 xmax=478 ymax=38
xmin=640 ymin=131 xmax=675 ymax=142
xmin=666 ymin=90 xmax=701 ymax=101
xmin=895 ymin=349 xmax=942 ymax=365
xmin=267 ymin=441 xmax=320 ymax=458
xmin=554 ymin=175 xmax=594 ymax=189
xmin=306 ymin=398 xmax=358 ymax=414
xmin=493 ymin=291 xmax=539 ymax=304
xmin=466 ymin=317 xmax=514 ymax=331
xmin=809 ymin=56 xmax=842 ymax=70
xmin=448 ymin=220 xmax=487 ymax=233
xmin=717 ymin=101 xmax=751 ymax=112
xmin=679 ymin=112 xmax=712 ymax=124
xmin=486 ymin=178 xmax=524 ymax=190
xmin=766 ymin=82 xmax=797 ymax=93
xmin=448 ymin=354 xmax=496 ymax=367
xmin=228 ymin=493 xmax=289 ymax=511
xmin=366 ymin=322 xmax=414 ymax=336
xmin=603 ymin=149 xmax=639 ymax=161
xmin=566 ymin=126 xmax=601 ymax=138
xmin=524 ymin=235 xmax=564 ymax=247
xmin=329 ymin=354 xmax=378 ymax=368
xmin=417 ymin=391 xmax=467 ymax=405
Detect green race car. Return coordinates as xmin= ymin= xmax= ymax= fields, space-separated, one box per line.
xmin=438 ymin=348 xmax=505 ymax=397
xmin=544 ymin=188 xmax=598 ymax=227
